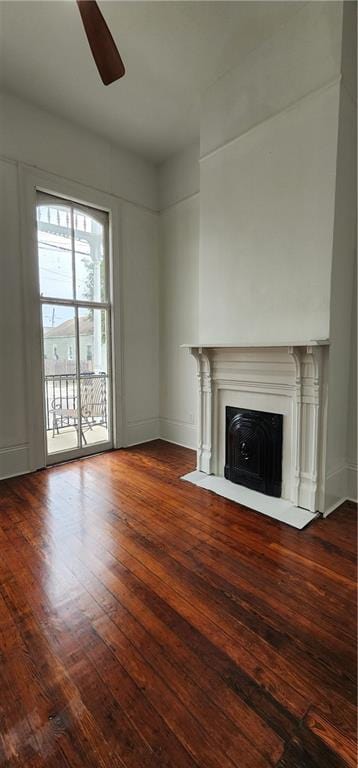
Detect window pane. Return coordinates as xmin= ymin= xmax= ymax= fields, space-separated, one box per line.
xmin=37 ymin=203 xmax=73 ymax=300
xmin=78 ymin=308 xmax=110 ymax=447
xmin=74 ymin=209 xmax=106 ymax=302
xmin=42 ymin=304 xmax=79 ymax=454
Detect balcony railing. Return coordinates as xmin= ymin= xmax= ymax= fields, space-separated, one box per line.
xmin=44 ymin=372 xmax=108 ymax=432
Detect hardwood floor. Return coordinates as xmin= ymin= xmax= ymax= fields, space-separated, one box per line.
xmin=0 ymin=440 xmax=356 ymax=768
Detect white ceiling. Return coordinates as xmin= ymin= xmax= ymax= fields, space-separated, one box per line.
xmin=0 ymin=1 xmax=302 ymax=163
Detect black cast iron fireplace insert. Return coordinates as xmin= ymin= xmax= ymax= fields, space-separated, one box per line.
xmin=225 ymin=406 xmax=283 ymax=497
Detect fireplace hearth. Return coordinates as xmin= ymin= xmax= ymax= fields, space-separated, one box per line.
xmin=225 ymin=406 xmax=283 ymax=497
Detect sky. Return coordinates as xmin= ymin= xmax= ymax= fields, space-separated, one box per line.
xmin=37 ymin=203 xmax=105 ymax=330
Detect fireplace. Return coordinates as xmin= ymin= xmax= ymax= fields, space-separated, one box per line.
xmin=225 ymin=406 xmax=283 ymax=497
xmin=184 ymin=342 xmax=329 ymax=514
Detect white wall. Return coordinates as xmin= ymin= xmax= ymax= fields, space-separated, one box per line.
xmin=122 ymin=203 xmax=159 ymax=445
xmin=158 ymin=144 xmax=200 ymax=448
xmin=199 ymin=82 xmax=340 ymax=345
xmin=1 ymin=92 xmax=157 ymax=210
xmin=199 ymin=2 xmax=346 ymax=346
xmin=0 ymin=92 xmax=159 ymax=478
xmin=324 ymin=1 xmax=357 ymax=508
xmin=0 ymin=159 xmax=29 ymax=477
xmin=200 ymin=1 xmax=343 ymax=158
xmin=346 ymin=273 xmax=357 ymax=500
xmin=159 ymin=142 xmax=199 ymax=210
xmin=198 ymin=2 xmax=345 ymax=346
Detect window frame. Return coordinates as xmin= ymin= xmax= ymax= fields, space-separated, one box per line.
xmin=37 ymin=192 xmax=113 ymax=462
xmin=19 ymin=166 xmax=124 ymax=471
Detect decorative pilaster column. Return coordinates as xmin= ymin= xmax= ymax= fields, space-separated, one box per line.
xmin=200 ymin=349 xmax=213 ymax=473
xmin=297 ymin=346 xmax=323 ymax=511
xmin=189 ymin=347 xmax=203 ymax=470
xmin=288 ymin=346 xmax=302 ymax=507
xmin=189 ymin=347 xmax=213 ymax=473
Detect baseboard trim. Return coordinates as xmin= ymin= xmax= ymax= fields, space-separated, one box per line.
xmin=0 ymin=443 xmax=30 ymax=480
xmin=160 ymin=436 xmax=197 ymax=451
xmin=159 ymin=417 xmax=196 ymax=450
xmin=323 ymin=462 xmax=358 ymax=515
xmin=346 ymin=463 xmax=358 ymax=503
xmin=125 ymin=436 xmax=161 ymax=448
xmin=125 ymin=418 xmax=160 ymax=447
xmin=323 ymin=497 xmax=350 ymax=518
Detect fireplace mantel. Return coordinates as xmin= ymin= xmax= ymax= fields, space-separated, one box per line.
xmin=184 ymin=342 xmax=329 ymax=513
xmin=182 ymin=340 xmax=329 ymax=349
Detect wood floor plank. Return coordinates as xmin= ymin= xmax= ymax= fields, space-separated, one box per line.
xmin=172 ymin=545 xmax=356 ymax=688
xmin=67 ymin=510 xmax=329 ymax=714
xmin=190 ymin=536 xmax=357 ymax=639
xmin=0 ymin=440 xmax=356 ymax=768
xmin=94 ymin=614 xmax=238 ymax=768
xmin=68 ymin=538 xmax=279 ymax=767
xmin=303 ymin=708 xmax=357 ymax=768
xmin=40 ymin=522 xmax=282 ymax=764
xmin=70 ymin=520 xmax=314 ymax=736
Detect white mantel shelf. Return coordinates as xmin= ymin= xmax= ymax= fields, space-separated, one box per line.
xmin=182 ymin=340 xmax=329 ymax=348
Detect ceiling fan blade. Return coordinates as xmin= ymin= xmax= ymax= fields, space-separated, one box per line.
xmin=76 ymin=0 xmax=125 ymax=85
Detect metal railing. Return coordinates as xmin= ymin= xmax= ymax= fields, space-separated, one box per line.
xmin=44 ymin=372 xmax=108 ymax=432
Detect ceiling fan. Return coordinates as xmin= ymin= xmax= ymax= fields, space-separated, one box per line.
xmin=76 ymin=1 xmax=125 ymax=85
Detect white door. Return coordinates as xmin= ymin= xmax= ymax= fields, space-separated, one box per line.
xmin=36 ymin=192 xmax=113 ymax=464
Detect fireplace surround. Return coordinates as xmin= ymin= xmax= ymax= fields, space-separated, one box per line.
xmin=184 ymin=342 xmax=329 ymax=514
